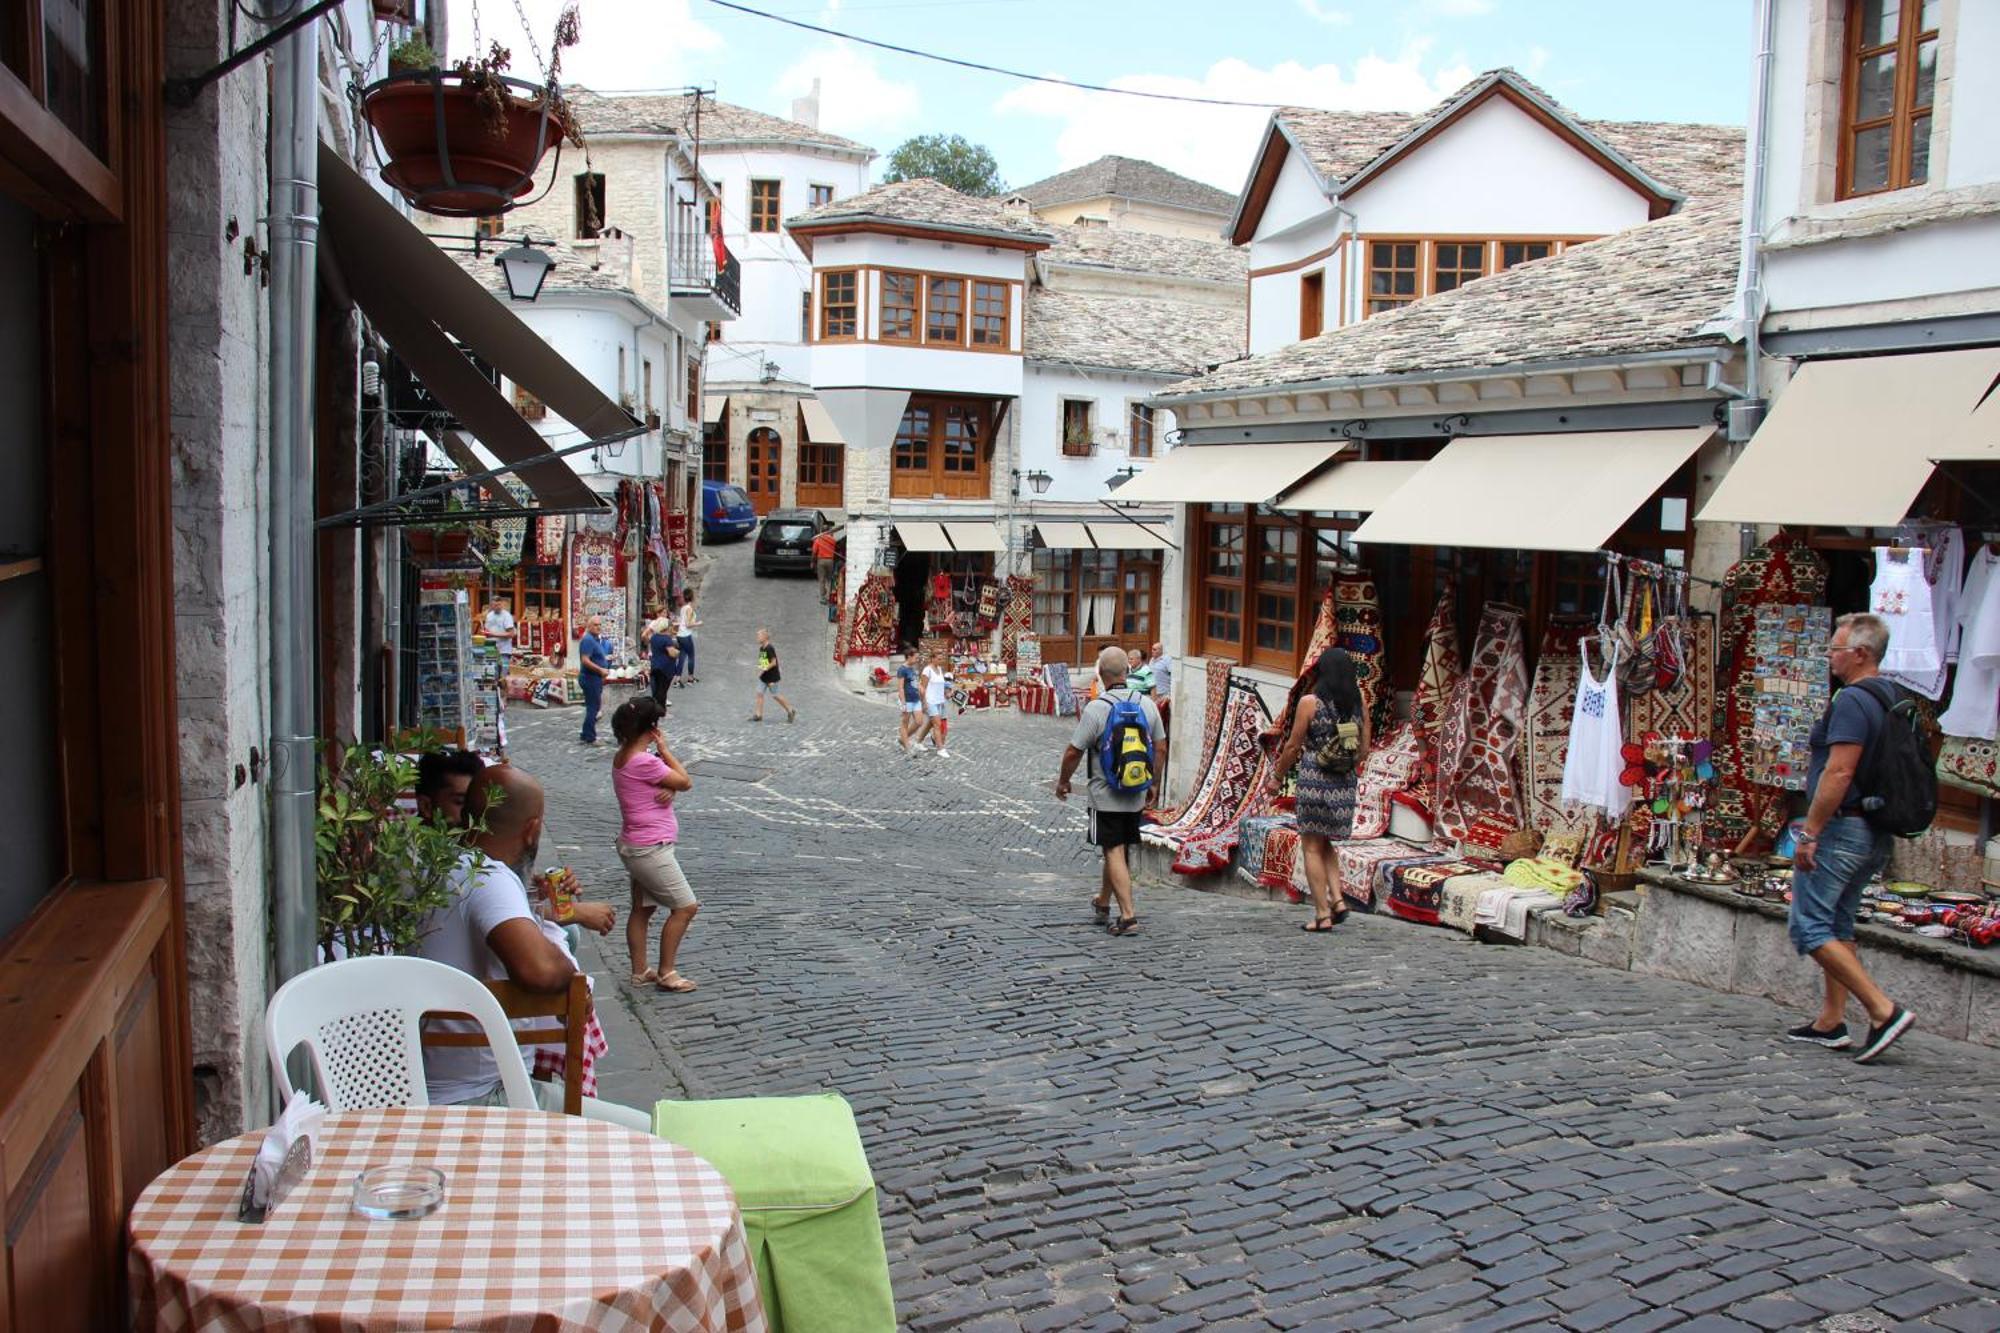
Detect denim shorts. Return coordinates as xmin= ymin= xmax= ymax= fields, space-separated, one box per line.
xmin=1787 ymin=815 xmax=1890 ymax=955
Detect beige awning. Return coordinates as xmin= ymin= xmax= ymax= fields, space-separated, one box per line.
xmin=317 ymin=146 xmax=609 ymax=514
xmin=1354 ymin=427 xmax=1712 ymax=552
xmin=1088 ymin=521 xmax=1170 ymax=550
xmin=799 ymin=398 xmax=845 ymax=443
xmin=703 ymin=394 xmax=729 ymax=426
xmin=1275 ymin=460 xmax=1427 ymax=513
xmin=1035 ymin=521 xmax=1096 ymax=548
xmin=1108 ymin=442 xmax=1340 ymax=504
xmin=894 ymin=521 xmax=953 ymax=552
xmin=941 ymin=522 xmax=1006 ymax=553
xmin=1699 ymin=348 xmax=2000 ymax=525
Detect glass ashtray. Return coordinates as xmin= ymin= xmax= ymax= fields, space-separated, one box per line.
xmin=352 ymin=1165 xmax=446 ymax=1220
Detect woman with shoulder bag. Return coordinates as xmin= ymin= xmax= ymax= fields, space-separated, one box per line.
xmin=1264 ymin=646 xmax=1370 ymax=933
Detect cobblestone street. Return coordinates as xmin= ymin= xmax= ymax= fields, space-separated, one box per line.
xmin=510 ymin=543 xmax=2000 ymax=1332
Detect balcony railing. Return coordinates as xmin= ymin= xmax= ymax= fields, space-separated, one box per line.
xmin=669 ymin=235 xmax=742 ymax=317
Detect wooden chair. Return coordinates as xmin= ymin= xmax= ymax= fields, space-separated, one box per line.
xmin=422 ymin=975 xmax=589 ymax=1115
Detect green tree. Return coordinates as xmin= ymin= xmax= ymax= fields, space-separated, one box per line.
xmin=882 ymin=133 xmax=1006 ymax=197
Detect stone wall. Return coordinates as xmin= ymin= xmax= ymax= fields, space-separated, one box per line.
xmin=164 ymin=0 xmax=276 ymax=1143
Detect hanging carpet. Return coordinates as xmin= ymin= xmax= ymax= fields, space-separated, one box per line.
xmin=841 ymin=572 xmax=897 ymax=663
xmin=1434 ymin=603 xmax=1530 ymax=841
xmin=1141 ymin=679 xmax=1272 ymax=875
xmin=1412 ymin=585 xmax=1461 ymax=744
xmin=1626 ymin=613 xmax=1717 ymax=741
xmin=1711 ymin=533 xmax=1827 ymax=849
xmin=1334 ymin=573 xmax=1393 ymax=738
xmin=1524 ymin=616 xmax=1600 ymax=843
xmin=1153 ymin=658 xmax=1240 ymax=824
xmin=1044 ymin=662 xmax=1080 ymax=717
xmin=1272 ymin=593 xmax=1338 ymax=760
xmin=1000 ymin=575 xmax=1034 ymax=664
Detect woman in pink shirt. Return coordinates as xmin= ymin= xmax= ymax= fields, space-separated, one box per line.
xmin=610 ymin=697 xmax=699 ymax=991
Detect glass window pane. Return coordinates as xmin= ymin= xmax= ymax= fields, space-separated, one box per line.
xmin=1910 ymin=114 xmax=1931 ymax=184
xmin=43 ymin=0 xmax=105 ymax=155
xmin=1660 ymin=496 xmax=1689 ymax=532
xmin=1206 ymin=524 xmax=1243 ymax=578
xmin=1919 ymin=0 xmax=1939 ymax=31
xmin=1856 ymin=51 xmax=1897 ymax=121
xmin=1859 ymin=0 xmax=1898 ymax=47
xmin=1914 ymin=37 xmax=1937 ymax=109
xmin=1851 ymin=125 xmax=1892 ymax=193
xmin=1256 ymin=525 xmax=1298 ymax=584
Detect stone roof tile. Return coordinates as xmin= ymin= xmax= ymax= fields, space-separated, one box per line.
xmin=1012 ymin=155 xmax=1234 ymax=216
xmin=1042 ymin=224 xmax=1246 ymax=286
xmin=1026 ymin=287 xmax=1244 ymax=377
xmin=788 ymin=178 xmax=1056 ymax=242
xmin=564 ymin=88 xmax=875 ymax=155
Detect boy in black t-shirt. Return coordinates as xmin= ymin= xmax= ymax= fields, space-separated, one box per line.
xmin=750 ymin=627 xmax=798 ymax=724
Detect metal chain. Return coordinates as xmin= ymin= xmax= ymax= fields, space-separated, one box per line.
xmin=470 ymin=0 xmax=482 ymax=59
xmin=509 ymin=0 xmax=546 ymax=77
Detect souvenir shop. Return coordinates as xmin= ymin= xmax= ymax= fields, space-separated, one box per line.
xmin=1142 ymin=454 xmax=2000 ymax=954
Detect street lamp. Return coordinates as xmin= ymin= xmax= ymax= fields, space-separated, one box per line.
xmin=495 ymin=241 xmax=554 ymax=302
xmin=1105 ymin=465 xmax=1138 ymax=492
xmin=1012 ymin=468 xmax=1052 ymax=496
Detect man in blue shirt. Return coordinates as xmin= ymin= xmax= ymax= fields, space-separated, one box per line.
xmin=577 ymin=615 xmax=612 ymax=744
xmin=893 ymin=650 xmax=922 ymax=753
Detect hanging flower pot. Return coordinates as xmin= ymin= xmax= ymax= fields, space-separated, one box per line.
xmin=371 ymin=0 xmax=417 ymax=25
xmin=362 ymin=65 xmax=572 ymax=217
xmin=405 ymin=527 xmax=474 ymax=564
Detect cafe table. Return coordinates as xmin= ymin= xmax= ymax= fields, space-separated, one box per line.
xmin=128 ymin=1105 xmax=767 ymax=1332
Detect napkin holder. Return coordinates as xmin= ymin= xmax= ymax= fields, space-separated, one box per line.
xmin=237 ymin=1091 xmax=325 ymax=1223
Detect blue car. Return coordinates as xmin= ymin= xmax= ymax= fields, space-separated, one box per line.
xmin=702 ymin=481 xmax=757 ymax=541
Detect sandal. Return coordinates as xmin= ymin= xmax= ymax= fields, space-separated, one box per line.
xmin=1301 ymin=917 xmax=1335 ymax=933
xmin=657 ymin=972 xmax=699 ymax=993
xmin=1332 ymin=905 xmax=1351 ymax=925
xmin=1111 ymin=915 xmax=1140 ymax=936
xmin=1091 ymin=900 xmax=1110 ymax=926
xmin=629 ymin=968 xmax=660 ymax=986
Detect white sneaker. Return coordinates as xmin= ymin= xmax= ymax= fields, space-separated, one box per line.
xmin=935 ymin=747 xmax=950 ymax=759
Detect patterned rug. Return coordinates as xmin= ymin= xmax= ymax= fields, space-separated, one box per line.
xmin=1273 ymin=593 xmax=1339 ymax=759
xmin=1352 ymin=723 xmax=1424 ymax=839
xmin=1711 ymin=534 xmax=1827 ymax=849
xmin=1440 ymin=870 xmax=1509 ymax=934
xmin=1259 ymin=827 xmax=1303 ymax=897
xmin=1045 ymin=662 xmax=1079 ymax=717
xmin=1385 ymin=857 xmax=1488 ymax=926
xmin=1524 ymin=617 xmax=1599 ymax=842
xmin=841 ymin=572 xmax=898 ymax=663
xmin=1142 ymin=680 xmax=1272 ymax=874
xmin=1626 ymin=612 xmax=1717 ymax=741
xmin=1434 ymin=603 xmax=1529 ymax=841
xmin=1333 ymin=838 xmax=1426 ymax=908
xmin=1196 ymin=659 xmax=1235 ymax=775
xmin=1000 ymin=575 xmax=1034 ymax=664
xmin=1334 ymin=573 xmax=1393 ymax=738
xmin=1235 ymin=815 xmax=1293 ymax=888
xmin=1411 ymin=584 xmax=1460 ymax=808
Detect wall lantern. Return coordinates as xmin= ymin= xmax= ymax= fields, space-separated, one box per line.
xmin=1013 ymin=468 xmax=1053 ymax=496
xmin=495 ymin=241 xmax=555 ymax=302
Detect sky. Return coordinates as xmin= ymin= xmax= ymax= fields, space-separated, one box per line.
xmin=442 ymin=0 xmax=1752 ymax=194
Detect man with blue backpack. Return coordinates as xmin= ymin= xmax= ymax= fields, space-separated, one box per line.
xmin=1056 ymin=646 xmax=1165 ymax=937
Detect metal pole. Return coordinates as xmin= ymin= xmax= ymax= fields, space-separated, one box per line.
xmin=269 ymin=8 xmax=320 ymax=987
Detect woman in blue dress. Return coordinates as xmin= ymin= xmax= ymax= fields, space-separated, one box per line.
xmin=1265 ymin=647 xmax=1371 ymax=932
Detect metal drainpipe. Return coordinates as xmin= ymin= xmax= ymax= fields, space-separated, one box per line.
xmin=269 ymin=9 xmax=321 ymax=987
xmin=1735 ymin=0 xmax=1778 ymax=558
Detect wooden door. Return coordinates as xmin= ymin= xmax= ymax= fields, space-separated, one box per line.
xmin=746 ymin=427 xmax=782 ymax=514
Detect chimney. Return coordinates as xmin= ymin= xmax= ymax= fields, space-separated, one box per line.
xmin=596 ymin=226 xmax=636 ymax=289
xmin=791 ymin=77 xmax=821 ymax=130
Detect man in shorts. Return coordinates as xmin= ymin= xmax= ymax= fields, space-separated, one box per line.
xmin=750 ymin=627 xmax=798 ymax=724
xmin=1056 ymin=646 xmax=1162 ymax=937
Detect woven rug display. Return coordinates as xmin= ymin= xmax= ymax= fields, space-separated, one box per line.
xmin=1000 ymin=575 xmax=1034 ymax=664
xmin=1626 ymin=613 xmax=1717 ymax=742
xmin=1273 ymin=593 xmax=1339 ymax=759
xmin=1711 ymin=534 xmax=1827 ymax=849
xmin=1434 ymin=603 xmax=1530 ymax=841
xmin=1440 ymin=870 xmax=1509 ymax=934
xmin=1259 ymin=827 xmax=1303 ymax=897
xmin=1524 ymin=617 xmax=1599 ymax=842
xmin=1235 ymin=815 xmax=1292 ymax=887
xmin=1352 ymin=723 xmax=1424 ymax=839
xmin=1142 ymin=680 xmax=1271 ymax=874
xmin=1197 ymin=658 xmax=1234 ymax=773
xmin=1411 ymin=584 xmax=1461 ymax=802
xmin=1044 ymin=662 xmax=1079 ymax=717
xmin=1385 ymin=857 xmax=1488 ymax=926
xmin=841 ymin=572 xmax=897 ymax=663
xmin=1334 ymin=838 xmax=1429 ymax=909
xmin=1334 ymin=573 xmax=1393 ymax=738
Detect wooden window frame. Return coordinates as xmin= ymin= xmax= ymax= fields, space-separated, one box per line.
xmin=1365 ymin=239 xmax=1421 ymax=316
xmin=1127 ymin=401 xmax=1156 ymax=459
xmin=1299 ymin=269 xmax=1325 ymax=340
xmin=879 ymin=269 xmax=921 ymax=344
xmin=1839 ymin=0 xmax=1940 ymax=198
xmin=1430 ymin=239 xmax=1488 ymax=295
xmin=1191 ymin=505 xmax=1360 ymax=672
xmin=809 ymin=182 xmax=836 ymax=207
xmin=641 ymin=358 xmax=653 ymax=415
xmin=970 ymin=278 xmax=1010 ymax=348
xmin=890 ymin=393 xmax=993 ymax=499
xmin=796 ymin=438 xmax=843 ymax=507
xmin=817 ymin=268 xmax=859 ymax=342
xmin=1364 ymin=236 xmax=1586 ymax=316
xmin=923 ymin=274 xmax=966 ymax=347
xmin=574 ymin=172 xmax=605 ymax=240
xmin=1061 ymin=398 xmax=1095 ymax=458
xmin=749 ymin=178 xmax=781 ymax=233
xmin=1499 ymin=240 xmax=1555 ymax=271
xmin=702 ymin=422 xmax=730 ymax=484
xmin=1192 ymin=504 xmax=1248 ymax=659
xmin=1031 ymin=547 xmax=1162 ymax=666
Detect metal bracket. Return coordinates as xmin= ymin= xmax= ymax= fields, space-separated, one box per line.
xmin=164 ymin=0 xmax=348 ymax=107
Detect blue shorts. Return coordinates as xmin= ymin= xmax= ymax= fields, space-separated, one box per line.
xmin=901 ymin=700 xmax=922 ymax=714
xmin=925 ymin=700 xmax=947 ymax=718
xmin=1787 ymin=815 xmax=1891 ymax=955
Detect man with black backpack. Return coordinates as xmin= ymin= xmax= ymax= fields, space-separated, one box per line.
xmin=1786 ymin=613 xmax=1919 ymax=1064
xmin=1056 ymin=647 xmax=1165 ymax=938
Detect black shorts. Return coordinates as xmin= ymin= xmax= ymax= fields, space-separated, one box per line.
xmin=1088 ymin=808 xmax=1144 ymax=850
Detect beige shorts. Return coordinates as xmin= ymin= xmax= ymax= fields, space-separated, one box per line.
xmin=618 ymin=840 xmax=697 ymax=910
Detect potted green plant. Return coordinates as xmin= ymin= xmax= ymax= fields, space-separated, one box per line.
xmin=315 ymin=737 xmax=483 ymax=961
xmin=404 ymin=491 xmax=477 ymax=563
xmin=363 ymin=8 xmax=584 ymax=218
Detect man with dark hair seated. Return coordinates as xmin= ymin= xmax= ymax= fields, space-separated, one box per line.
xmin=415 ymin=748 xmax=487 ymax=826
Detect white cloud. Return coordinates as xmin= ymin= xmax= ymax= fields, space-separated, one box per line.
xmin=1296 ymin=0 xmax=1353 ymax=23
xmin=773 ymin=43 xmax=921 ymax=141
xmin=993 ymin=49 xmax=1476 ymax=192
xmin=444 ymin=0 xmax=722 ymax=91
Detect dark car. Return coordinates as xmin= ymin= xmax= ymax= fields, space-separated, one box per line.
xmin=753 ymin=509 xmax=836 ymax=576
xmin=702 ymin=480 xmax=757 ymax=541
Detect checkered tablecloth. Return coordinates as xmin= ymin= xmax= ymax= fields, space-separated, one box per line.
xmin=129 ymin=1106 xmax=766 ymax=1333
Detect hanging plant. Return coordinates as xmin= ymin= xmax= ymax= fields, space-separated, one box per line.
xmin=372 ymin=0 xmax=418 ymax=26
xmin=362 ymin=6 xmax=584 ymax=218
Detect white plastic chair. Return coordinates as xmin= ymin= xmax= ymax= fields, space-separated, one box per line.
xmin=266 ymin=955 xmax=540 ymax=1111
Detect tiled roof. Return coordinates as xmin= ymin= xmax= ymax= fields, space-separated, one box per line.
xmin=1026 ymin=287 xmax=1244 ymax=377
xmin=564 ymin=88 xmax=875 ymax=155
xmin=1012 ymin=155 xmax=1234 ymax=216
xmin=1041 ymin=223 xmax=1246 ymax=286
xmin=1159 ymin=197 xmax=1739 ymax=399
xmin=788 ymin=178 xmax=1057 ymax=243
xmin=447 ymin=233 xmax=645 ymax=300
xmin=1273 ymin=68 xmax=1741 ymax=202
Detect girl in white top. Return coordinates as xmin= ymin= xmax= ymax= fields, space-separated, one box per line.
xmin=915 ymin=650 xmax=953 ymax=758
xmin=674 ymin=591 xmax=701 ymax=683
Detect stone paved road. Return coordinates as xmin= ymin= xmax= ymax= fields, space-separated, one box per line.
xmin=511 ymin=541 xmax=2000 ymax=1332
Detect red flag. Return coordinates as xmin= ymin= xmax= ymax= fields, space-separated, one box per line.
xmin=710 ymin=198 xmax=727 ymax=269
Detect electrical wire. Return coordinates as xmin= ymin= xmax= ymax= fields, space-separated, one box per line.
xmin=701 ymin=0 xmax=1286 ymax=108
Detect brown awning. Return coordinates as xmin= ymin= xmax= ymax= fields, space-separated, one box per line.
xmin=317 ymin=145 xmax=618 ymax=513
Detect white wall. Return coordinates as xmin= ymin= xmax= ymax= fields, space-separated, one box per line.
xmin=1253 ymin=150 xmax=1330 ymax=244
xmin=1021 ymin=362 xmax=1181 ymax=503
xmin=1949 ymin=0 xmax=2000 ymax=188
xmin=507 ymin=297 xmax=688 ymax=478
xmin=1249 ymin=265 xmax=1326 ymax=355
xmin=703 ymin=143 xmax=872 ymax=385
